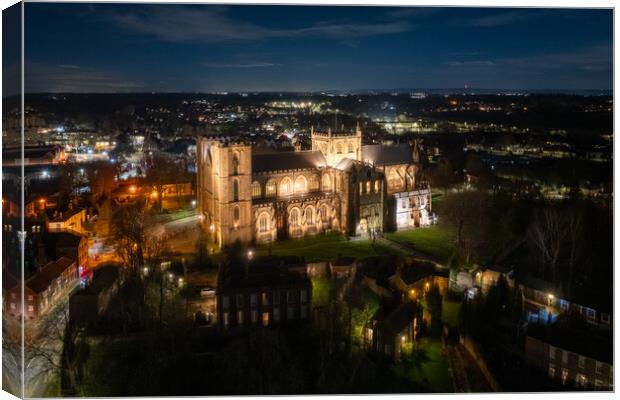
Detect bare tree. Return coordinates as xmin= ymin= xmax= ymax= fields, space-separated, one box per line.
xmin=110 ymin=200 xmax=152 ymax=277
xmin=527 ymin=209 xmax=568 ymax=284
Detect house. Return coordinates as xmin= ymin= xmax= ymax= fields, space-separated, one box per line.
xmin=4 ymin=256 xmax=78 ymax=320
xmin=40 ymin=231 xmax=89 ymax=277
xmin=46 ymin=208 xmax=86 ymax=235
xmin=216 ymin=262 xmax=312 ymax=334
xmin=472 ymin=265 xmax=514 ymax=295
xmin=392 ymin=261 xmax=449 ymax=299
xmin=365 ymin=301 xmax=420 ymax=360
xmin=525 ymin=321 xmax=613 ymax=391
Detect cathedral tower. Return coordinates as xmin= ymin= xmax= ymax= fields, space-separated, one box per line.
xmin=311 ymin=123 xmax=362 ymax=167
xmin=197 ymin=138 xmax=253 ymax=248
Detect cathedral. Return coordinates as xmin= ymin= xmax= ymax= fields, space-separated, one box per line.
xmin=196 ymin=126 xmax=432 ymax=249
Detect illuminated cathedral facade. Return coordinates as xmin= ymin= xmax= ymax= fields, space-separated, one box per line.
xmin=196 ymin=126 xmax=432 ymax=248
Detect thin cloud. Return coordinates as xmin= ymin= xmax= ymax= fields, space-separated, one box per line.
xmin=26 ymin=62 xmax=142 ymax=93
xmin=443 ymin=60 xmax=496 ymax=67
xmin=204 ymin=62 xmax=279 ymax=68
xmin=464 ymin=10 xmax=557 ymax=27
xmin=108 ymin=7 xmax=412 ymax=43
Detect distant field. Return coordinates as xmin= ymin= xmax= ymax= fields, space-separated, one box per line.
xmin=385 ymin=225 xmax=456 ymax=264
xmin=256 ymin=233 xmax=400 ymax=262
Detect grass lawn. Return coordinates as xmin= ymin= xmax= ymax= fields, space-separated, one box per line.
xmin=394 ymin=337 xmax=453 ymax=393
xmin=385 ymin=225 xmax=456 ymax=264
xmin=257 ymin=233 xmax=401 ymax=262
xmin=442 ymin=298 xmax=461 ymax=329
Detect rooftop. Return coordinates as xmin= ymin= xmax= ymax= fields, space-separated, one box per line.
xmin=252 ymin=150 xmax=327 ymax=173
xmin=362 ymin=144 xmax=413 ymax=166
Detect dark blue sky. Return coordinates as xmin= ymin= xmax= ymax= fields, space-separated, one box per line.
xmin=20 ymin=4 xmax=613 ymax=93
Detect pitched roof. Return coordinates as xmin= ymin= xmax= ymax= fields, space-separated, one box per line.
xmin=26 ymin=256 xmax=76 ymax=293
xmin=377 ymin=302 xmax=417 ymax=335
xmin=252 ymin=150 xmax=326 ymax=173
xmin=362 ymin=144 xmax=412 ymax=166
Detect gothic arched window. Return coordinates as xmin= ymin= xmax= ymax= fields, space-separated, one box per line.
xmin=232 ymin=152 xmax=240 ymax=175
xmin=290 ymin=209 xmax=300 ymax=227
xmin=266 ymin=179 xmax=276 ymax=197
xmin=251 ymin=181 xmax=262 ymax=198
xmin=233 ymin=179 xmax=239 ymax=202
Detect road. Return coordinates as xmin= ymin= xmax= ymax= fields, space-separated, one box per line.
xmin=445 ymin=341 xmax=492 ymax=393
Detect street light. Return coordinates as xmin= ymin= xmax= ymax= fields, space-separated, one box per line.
xmin=247 ymin=250 xmax=254 ymax=261
xmin=191 ymin=200 xmax=197 ymax=207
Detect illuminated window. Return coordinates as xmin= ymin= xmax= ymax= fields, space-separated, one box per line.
xmin=336 ymin=143 xmax=343 ymax=154
xmin=251 ymin=181 xmax=261 ymax=198
xmin=28 ymin=306 xmax=34 ymax=312
xmin=223 ymin=312 xmax=229 ymax=328
xmin=232 ymin=179 xmax=239 ymax=202
xmin=259 ymin=214 xmax=269 ymax=232
xmin=233 ymin=206 xmax=240 ymax=223
xmin=305 ymin=208 xmax=313 ymax=224
xmin=561 ymin=369 xmax=569 ymax=385
xmin=348 ymin=142 xmax=354 ymax=153
xmin=309 ymin=175 xmax=319 ymax=191
xmin=290 ymin=209 xmax=299 ymax=227
xmin=262 ymin=312 xmax=269 ymax=327
xmin=237 ymin=310 xmax=244 ymax=325
xmin=294 ymin=175 xmax=307 ymax=193
xmin=266 ymin=179 xmax=276 ymax=197
xmin=549 ymin=365 xmax=556 ymax=379
xmin=366 ymin=181 xmax=371 ymax=193
xmin=280 ymin=177 xmax=292 ymax=195
xmin=375 ymin=180 xmax=380 ymax=192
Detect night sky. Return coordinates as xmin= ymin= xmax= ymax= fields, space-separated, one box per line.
xmin=15 ymin=4 xmax=614 ymax=94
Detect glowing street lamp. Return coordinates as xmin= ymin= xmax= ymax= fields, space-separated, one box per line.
xmin=129 ymin=185 xmax=137 ymax=193
xmin=247 ymin=250 xmax=254 ymax=261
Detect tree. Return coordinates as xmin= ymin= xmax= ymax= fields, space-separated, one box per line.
xmin=425 ymin=283 xmax=443 ymax=336
xmin=143 ymin=152 xmax=183 ymax=212
xmin=110 ymin=201 xmax=152 ymax=277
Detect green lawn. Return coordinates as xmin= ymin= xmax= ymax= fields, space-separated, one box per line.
xmin=257 ymin=233 xmax=400 ymax=262
xmin=385 ymin=225 xmax=456 ymax=264
xmin=394 ymin=338 xmax=453 ymax=393
xmin=442 ymin=298 xmax=461 ymax=329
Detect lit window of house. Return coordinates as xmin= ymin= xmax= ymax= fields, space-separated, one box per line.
xmin=28 ymin=306 xmax=34 ymax=312
xmin=223 ymin=312 xmax=229 ymax=328
xmin=262 ymin=312 xmax=269 ymax=327
xmin=237 ymin=310 xmax=244 ymax=325
xmin=577 ymin=374 xmax=587 ymax=388
xmin=548 ymin=365 xmax=556 ymax=379
xmin=561 ymin=369 xmax=569 ymax=385
xmin=10 ymin=303 xmax=15 ymax=310
xmin=375 ymin=180 xmax=380 ymax=192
